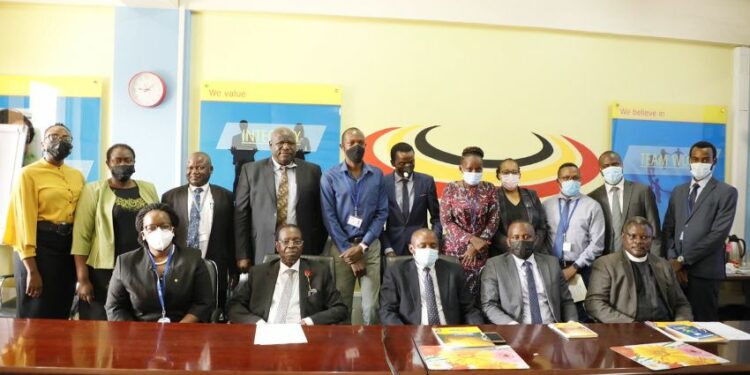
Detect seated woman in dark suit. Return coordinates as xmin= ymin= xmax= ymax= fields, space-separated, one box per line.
xmin=489 ymin=158 xmax=550 ymax=257
xmin=105 ymin=203 xmax=213 ymax=323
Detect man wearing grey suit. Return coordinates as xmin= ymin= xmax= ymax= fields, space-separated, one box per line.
xmin=234 ymin=127 xmax=328 ymax=270
xmin=586 ymin=217 xmax=693 ymax=323
xmin=662 ymin=141 xmax=738 ymax=321
xmin=228 ymin=225 xmax=347 ymax=324
xmin=589 ymin=151 xmax=661 ymax=255
xmin=481 ymin=221 xmax=578 ymax=324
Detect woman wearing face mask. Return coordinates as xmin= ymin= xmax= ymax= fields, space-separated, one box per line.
xmin=439 ymin=146 xmax=499 ymax=296
xmin=489 ymin=158 xmax=549 ymax=257
xmin=3 ymin=123 xmax=85 ymax=319
xmin=105 ymin=203 xmax=213 ymax=322
xmin=71 ymin=144 xmax=158 ymax=320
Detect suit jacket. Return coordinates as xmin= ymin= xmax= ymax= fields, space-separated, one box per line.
xmin=490 ymin=187 xmax=549 ymax=256
xmin=105 ymin=246 xmax=214 ymax=322
xmin=234 ymin=158 xmax=328 ymax=265
xmin=379 ymin=172 xmax=442 ymax=255
xmin=379 ymin=259 xmax=484 ymax=325
xmin=162 ymin=184 xmax=235 ymax=305
xmin=662 ymin=177 xmax=738 ymax=279
xmin=589 ymin=180 xmax=661 ymax=255
xmin=227 ymin=258 xmax=347 ymax=324
xmin=480 ymin=253 xmax=577 ymax=324
xmin=585 ymin=250 xmax=693 ymax=323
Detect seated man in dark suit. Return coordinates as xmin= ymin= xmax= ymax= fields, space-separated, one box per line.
xmin=481 ymin=220 xmax=578 ymax=324
xmin=228 ymin=224 xmax=346 ymax=324
xmin=585 ymin=217 xmax=693 ymax=323
xmin=379 ymin=228 xmax=484 ymax=325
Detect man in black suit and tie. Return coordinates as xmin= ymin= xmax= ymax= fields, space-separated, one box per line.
xmin=589 ymin=151 xmax=661 ymax=255
xmin=380 ymin=142 xmax=442 ymax=257
xmin=228 ymin=224 xmax=347 ymax=324
xmin=161 ymin=152 xmax=237 ymax=311
xmin=662 ymin=141 xmax=738 ymax=321
xmin=234 ymin=127 xmax=327 ymax=272
xmin=379 ymin=229 xmax=484 ymax=325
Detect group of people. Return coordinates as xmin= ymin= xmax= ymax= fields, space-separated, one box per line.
xmin=2 ymin=110 xmax=738 ymax=326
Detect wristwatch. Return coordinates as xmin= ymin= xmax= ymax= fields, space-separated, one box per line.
xmin=676 ymin=255 xmax=685 ymax=264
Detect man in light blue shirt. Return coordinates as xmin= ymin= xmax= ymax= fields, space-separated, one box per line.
xmin=320 ymin=127 xmax=388 ymax=324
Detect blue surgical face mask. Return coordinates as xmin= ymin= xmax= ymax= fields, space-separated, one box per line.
xmin=413 ymin=247 xmax=439 ymax=268
xmin=560 ymin=180 xmax=581 ymax=197
xmin=601 ymin=166 xmax=623 ymax=185
xmin=463 ymin=172 xmax=483 ymax=186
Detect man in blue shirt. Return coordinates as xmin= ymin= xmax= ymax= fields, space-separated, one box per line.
xmin=321 ymin=127 xmax=388 ymax=324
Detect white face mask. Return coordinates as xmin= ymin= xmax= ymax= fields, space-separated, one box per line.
xmin=463 ymin=172 xmax=483 ymax=186
xmin=601 ymin=166 xmax=623 ymax=185
xmin=500 ymin=173 xmax=520 ymax=190
xmin=413 ymin=247 xmax=439 ymax=268
xmin=690 ymin=162 xmax=713 ymax=181
xmin=144 ymin=228 xmax=174 ymax=251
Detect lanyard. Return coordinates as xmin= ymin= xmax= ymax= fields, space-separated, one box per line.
xmin=147 ymin=246 xmax=175 ymax=320
xmin=348 ymin=172 xmax=365 ymax=217
xmin=557 ymin=198 xmax=580 ymax=238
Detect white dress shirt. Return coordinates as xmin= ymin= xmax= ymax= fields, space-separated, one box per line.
xmin=263 ymin=259 xmax=313 ymax=325
xmin=187 ymin=183 xmax=214 ymax=258
xmin=414 ymin=262 xmax=447 ymax=325
xmin=511 ymin=254 xmax=555 ymax=324
xmin=272 ymin=157 xmax=298 ymax=225
xmin=691 ymin=173 xmax=712 ymax=201
xmin=395 ymin=173 xmax=415 ymax=213
xmin=605 ymin=179 xmax=625 ymax=214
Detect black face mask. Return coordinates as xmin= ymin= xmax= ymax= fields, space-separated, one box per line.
xmin=110 ymin=164 xmax=135 ymax=182
xmin=509 ymin=240 xmax=535 ymax=260
xmin=345 ymin=144 xmax=365 ymax=164
xmin=46 ymin=139 xmax=73 ymax=161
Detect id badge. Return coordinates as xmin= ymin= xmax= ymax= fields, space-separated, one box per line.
xmin=157 ymin=316 xmax=171 ymax=323
xmin=562 ymin=242 xmax=572 ymax=253
xmin=347 ymin=215 xmax=363 ymax=228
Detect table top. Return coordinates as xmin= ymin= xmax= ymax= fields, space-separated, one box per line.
xmin=0 ymin=318 xmax=749 ymax=374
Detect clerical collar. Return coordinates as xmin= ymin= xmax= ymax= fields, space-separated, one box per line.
xmin=625 ymin=250 xmax=648 ymax=263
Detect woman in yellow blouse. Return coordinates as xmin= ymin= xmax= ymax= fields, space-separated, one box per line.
xmin=3 ymin=123 xmax=85 ymax=319
xmin=71 ymin=144 xmax=158 ymax=320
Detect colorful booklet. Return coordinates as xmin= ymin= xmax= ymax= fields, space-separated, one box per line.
xmin=431 ymin=326 xmax=494 ymax=348
xmin=548 ymin=322 xmax=598 ymax=339
xmin=646 ymin=321 xmax=726 ymax=343
xmin=611 ymin=341 xmax=730 ymax=371
xmin=418 ymin=345 xmax=530 ymax=370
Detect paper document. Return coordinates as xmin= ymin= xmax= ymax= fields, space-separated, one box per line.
xmin=567 ymin=274 xmax=587 ymax=303
xmin=697 ymin=322 xmax=750 ymax=341
xmin=254 ymin=324 xmax=308 ymax=345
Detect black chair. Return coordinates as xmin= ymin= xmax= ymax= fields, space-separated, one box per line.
xmin=203 ymin=259 xmax=221 ymax=323
xmin=261 ymin=254 xmax=336 ymax=284
xmin=384 ymin=254 xmax=459 ymax=269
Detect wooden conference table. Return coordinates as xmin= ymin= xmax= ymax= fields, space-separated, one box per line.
xmin=0 ymin=318 xmax=749 ymax=374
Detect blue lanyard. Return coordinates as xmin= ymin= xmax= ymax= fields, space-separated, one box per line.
xmin=347 ymin=172 xmax=365 ymax=217
xmin=558 ymin=198 xmax=580 ymax=237
xmin=146 ymin=246 xmax=174 ymax=320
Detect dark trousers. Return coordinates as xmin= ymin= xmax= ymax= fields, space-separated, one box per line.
xmin=77 ymin=267 xmax=112 ymax=320
xmin=14 ymin=230 xmax=76 ymax=319
xmin=685 ymin=275 xmax=720 ymax=321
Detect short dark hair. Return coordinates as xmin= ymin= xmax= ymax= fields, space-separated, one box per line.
xmin=106 ymin=143 xmax=136 ymax=162
xmin=622 ymin=216 xmax=653 ymax=235
xmin=598 ymin=150 xmax=621 ymax=161
xmin=44 ymin=122 xmax=70 ymax=137
xmin=239 ymin=119 xmax=248 ymax=124
xmin=0 ymin=109 xmax=35 ymax=145
xmin=461 ymin=146 xmax=484 ymax=159
xmin=689 ymin=141 xmax=717 ymax=160
xmin=390 ymin=142 xmax=414 ymax=162
xmin=507 ymin=219 xmax=535 ymax=236
xmin=341 ymin=127 xmax=364 ymax=143
xmin=495 ymin=158 xmax=518 ymax=178
xmin=135 ymin=203 xmax=180 ymax=248
xmin=557 ymin=162 xmax=579 ymax=178
xmin=276 ymin=223 xmax=302 ymax=241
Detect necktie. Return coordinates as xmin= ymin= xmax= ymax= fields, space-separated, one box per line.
xmin=523 ymin=261 xmax=543 ymax=324
xmin=688 ymin=183 xmax=700 ymax=214
xmin=553 ymin=199 xmax=571 ymax=258
xmin=187 ymin=187 xmax=203 ymax=249
xmin=611 ymin=186 xmax=623 ymax=252
xmin=276 ymin=166 xmax=289 ymax=228
xmin=273 ymin=269 xmax=296 ymax=324
xmin=401 ymin=179 xmax=410 ymax=221
xmin=423 ymin=268 xmax=440 ymax=325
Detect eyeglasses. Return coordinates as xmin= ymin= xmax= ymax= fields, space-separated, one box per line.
xmin=46 ymin=134 xmax=73 ymax=143
xmin=143 ymin=224 xmax=173 ymax=233
xmin=624 ymin=233 xmax=652 ymax=241
xmin=278 ymin=239 xmax=303 ymax=246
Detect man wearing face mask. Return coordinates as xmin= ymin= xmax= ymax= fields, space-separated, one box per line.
xmin=662 ymin=141 xmax=737 ymax=321
xmin=72 ymin=143 xmax=158 ymax=320
xmin=321 ymin=127 xmax=388 ymax=324
xmin=589 ymin=151 xmax=661 ymax=255
xmin=4 ymin=123 xmax=85 ymax=318
xmin=585 ymin=217 xmax=692 ymax=323
xmin=380 ymin=142 xmax=442 ymax=257
xmin=481 ymin=221 xmax=577 ymax=324
xmin=379 ymin=229 xmax=483 ymax=325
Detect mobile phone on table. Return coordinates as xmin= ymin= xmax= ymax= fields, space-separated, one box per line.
xmin=483 ymin=332 xmax=506 ymax=345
